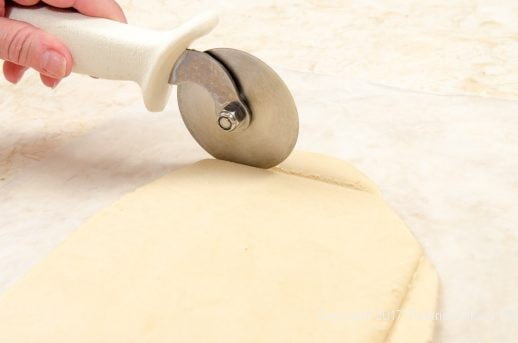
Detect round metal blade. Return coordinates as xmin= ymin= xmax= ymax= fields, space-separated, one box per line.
xmin=177 ymin=48 xmax=299 ymax=168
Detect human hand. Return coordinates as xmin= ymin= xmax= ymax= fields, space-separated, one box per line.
xmin=0 ymin=0 xmax=126 ymax=88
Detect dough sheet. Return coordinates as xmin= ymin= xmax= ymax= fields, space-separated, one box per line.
xmin=0 ymin=152 xmax=438 ymax=342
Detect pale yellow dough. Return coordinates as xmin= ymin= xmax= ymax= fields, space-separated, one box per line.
xmin=0 ymin=152 xmax=438 ymax=342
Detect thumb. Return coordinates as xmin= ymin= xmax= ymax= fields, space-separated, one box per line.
xmin=0 ymin=17 xmax=72 ymax=79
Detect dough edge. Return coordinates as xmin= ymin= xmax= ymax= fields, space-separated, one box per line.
xmin=281 ymin=152 xmax=440 ymax=342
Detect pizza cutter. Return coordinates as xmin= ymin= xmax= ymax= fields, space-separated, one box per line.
xmin=8 ymin=5 xmax=299 ymax=168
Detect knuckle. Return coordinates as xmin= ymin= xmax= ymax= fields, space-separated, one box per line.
xmin=5 ymin=25 xmax=38 ymax=66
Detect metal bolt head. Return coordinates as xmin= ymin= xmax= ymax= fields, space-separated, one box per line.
xmin=217 ymin=101 xmax=250 ymax=132
xmin=218 ymin=110 xmax=240 ymax=132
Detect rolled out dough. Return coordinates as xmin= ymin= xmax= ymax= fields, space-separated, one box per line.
xmin=0 ymin=151 xmax=438 ymax=342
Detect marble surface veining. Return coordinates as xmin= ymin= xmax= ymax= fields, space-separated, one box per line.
xmin=1 ymin=1 xmax=517 ymax=342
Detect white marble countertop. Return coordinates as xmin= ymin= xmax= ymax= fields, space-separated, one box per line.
xmin=1 ymin=1 xmax=517 ymax=342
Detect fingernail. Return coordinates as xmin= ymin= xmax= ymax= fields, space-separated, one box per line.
xmin=12 ymin=73 xmax=23 ymax=84
xmin=11 ymin=68 xmax=27 ymax=84
xmin=41 ymin=50 xmax=67 ymax=79
xmin=50 ymin=78 xmax=61 ymax=89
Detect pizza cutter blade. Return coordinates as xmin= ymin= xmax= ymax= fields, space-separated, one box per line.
xmin=171 ymin=49 xmax=299 ymax=169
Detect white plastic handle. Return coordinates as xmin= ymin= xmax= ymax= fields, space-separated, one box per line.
xmin=8 ymin=6 xmax=219 ymax=112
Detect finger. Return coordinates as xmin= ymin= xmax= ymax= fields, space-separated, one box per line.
xmin=0 ymin=17 xmax=72 ymax=79
xmin=40 ymin=73 xmax=60 ymax=88
xmin=3 ymin=60 xmax=28 ymax=83
xmin=42 ymin=0 xmax=127 ymax=22
xmin=12 ymin=0 xmax=40 ymax=6
xmin=0 ymin=1 xmax=5 ymax=17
